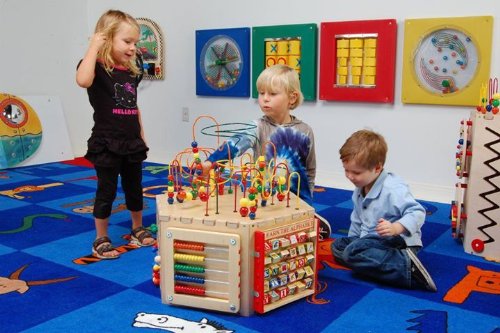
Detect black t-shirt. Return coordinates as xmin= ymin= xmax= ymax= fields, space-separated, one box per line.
xmin=80 ymin=61 xmax=148 ymax=167
xmin=88 ymin=62 xmax=141 ymax=139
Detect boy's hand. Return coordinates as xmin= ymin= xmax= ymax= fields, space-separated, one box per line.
xmin=376 ymin=218 xmax=404 ymax=237
xmin=200 ymin=161 xmax=213 ymax=178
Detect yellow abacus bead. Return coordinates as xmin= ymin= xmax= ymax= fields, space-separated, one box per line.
xmin=174 ymin=253 xmax=205 ymax=262
xmin=168 ymin=186 xmax=174 ymax=192
xmin=249 ymin=199 xmax=256 ymax=207
xmin=185 ymin=192 xmax=193 ymax=201
xmin=258 ymin=155 xmax=265 ymax=162
xmin=193 ymin=152 xmax=199 ymax=159
xmin=278 ymin=176 xmax=286 ymax=185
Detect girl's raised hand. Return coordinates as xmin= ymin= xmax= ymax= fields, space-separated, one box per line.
xmin=88 ymin=32 xmax=107 ymax=52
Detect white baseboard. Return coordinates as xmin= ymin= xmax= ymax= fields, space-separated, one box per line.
xmin=316 ymin=170 xmax=454 ymax=204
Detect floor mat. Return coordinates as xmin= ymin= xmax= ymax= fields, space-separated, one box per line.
xmin=0 ymin=160 xmax=498 ymax=332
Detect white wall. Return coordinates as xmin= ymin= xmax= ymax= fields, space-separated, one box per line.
xmin=1 ymin=0 xmax=499 ymax=203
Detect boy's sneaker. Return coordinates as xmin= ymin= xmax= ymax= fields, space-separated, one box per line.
xmin=315 ymin=213 xmax=332 ymax=241
xmin=405 ymin=248 xmax=437 ymax=292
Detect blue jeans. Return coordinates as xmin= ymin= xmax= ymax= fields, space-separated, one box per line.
xmin=331 ymin=235 xmax=420 ymax=289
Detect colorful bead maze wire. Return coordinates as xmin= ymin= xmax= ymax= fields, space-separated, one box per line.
xmin=166 ymin=115 xmax=303 ymax=219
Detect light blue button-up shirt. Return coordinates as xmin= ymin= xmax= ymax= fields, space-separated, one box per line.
xmin=348 ymin=169 xmax=426 ymax=247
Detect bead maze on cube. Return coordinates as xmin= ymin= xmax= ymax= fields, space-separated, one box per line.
xmin=452 ymin=78 xmax=500 ymax=262
xmin=156 ymin=116 xmax=318 ymax=316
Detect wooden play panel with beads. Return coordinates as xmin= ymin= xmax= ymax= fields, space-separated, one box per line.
xmin=163 ymin=228 xmax=241 ymax=313
xmin=156 ymin=191 xmax=317 ymax=316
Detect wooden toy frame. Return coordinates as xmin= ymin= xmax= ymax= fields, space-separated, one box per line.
xmin=451 ymin=80 xmax=500 ymax=261
xmin=401 ymin=16 xmax=493 ymax=106
xmin=136 ymin=18 xmax=165 ymax=80
xmin=156 ymin=114 xmax=319 ymax=315
xmin=253 ymin=219 xmax=317 ymax=313
xmin=195 ymin=27 xmax=251 ymax=97
xmin=319 ymin=19 xmax=397 ymax=103
xmin=252 ymin=24 xmax=318 ymax=101
xmin=162 ymin=227 xmax=242 ymax=313
xmin=157 ymin=193 xmax=317 ymax=316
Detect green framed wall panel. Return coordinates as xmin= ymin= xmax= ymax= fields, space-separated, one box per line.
xmin=252 ymin=24 xmax=318 ymax=101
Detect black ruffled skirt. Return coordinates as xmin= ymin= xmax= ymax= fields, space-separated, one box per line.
xmin=84 ymin=136 xmax=149 ymax=167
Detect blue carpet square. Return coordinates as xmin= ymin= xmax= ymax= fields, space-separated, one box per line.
xmin=8 ymin=162 xmax=88 ymax=177
xmin=0 ymin=205 xmax=94 ymax=250
xmin=0 ymin=252 xmax=126 ymax=333
xmin=0 ymin=195 xmax=31 ymax=211
xmin=0 ymin=170 xmax=39 ymax=185
xmin=325 ymin=289 xmax=500 ymax=333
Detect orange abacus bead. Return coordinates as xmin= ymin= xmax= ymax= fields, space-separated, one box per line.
xmin=174 ymin=240 xmax=205 ymax=251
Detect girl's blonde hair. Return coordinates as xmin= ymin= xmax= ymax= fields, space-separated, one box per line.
xmin=256 ymin=64 xmax=304 ymax=110
xmin=339 ymin=129 xmax=388 ymax=170
xmin=94 ymin=9 xmax=141 ymax=76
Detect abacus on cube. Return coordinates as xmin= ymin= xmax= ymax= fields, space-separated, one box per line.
xmin=451 ymin=78 xmax=500 ymax=262
xmin=156 ymin=116 xmax=318 ymax=316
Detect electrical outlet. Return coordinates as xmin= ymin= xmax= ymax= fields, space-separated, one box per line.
xmin=182 ymin=107 xmax=189 ymax=122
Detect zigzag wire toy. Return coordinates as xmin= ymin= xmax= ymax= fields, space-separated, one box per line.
xmin=452 ymin=77 xmax=500 ymax=262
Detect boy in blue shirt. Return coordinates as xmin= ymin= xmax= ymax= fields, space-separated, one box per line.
xmin=332 ymin=129 xmax=437 ymax=291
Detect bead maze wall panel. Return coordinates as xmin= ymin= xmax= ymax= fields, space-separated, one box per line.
xmin=162 ymin=228 xmax=241 ymax=313
xmin=452 ymin=80 xmax=500 ymax=261
xmin=319 ymin=19 xmax=397 ymax=103
xmin=195 ymin=27 xmax=250 ymax=97
xmin=136 ymin=18 xmax=165 ymax=80
xmin=252 ymin=24 xmax=317 ymax=101
xmin=253 ymin=218 xmax=317 ymax=314
xmin=402 ymin=16 xmax=493 ymax=106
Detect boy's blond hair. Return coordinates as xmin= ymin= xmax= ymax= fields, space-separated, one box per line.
xmin=339 ymin=129 xmax=387 ymax=169
xmin=94 ymin=9 xmax=141 ymax=76
xmin=256 ymin=64 xmax=304 ymax=109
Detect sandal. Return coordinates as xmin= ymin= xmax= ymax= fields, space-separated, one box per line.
xmin=130 ymin=226 xmax=155 ymax=247
xmin=92 ymin=236 xmax=119 ymax=259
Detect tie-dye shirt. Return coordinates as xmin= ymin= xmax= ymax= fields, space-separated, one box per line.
xmin=207 ymin=115 xmax=316 ymax=205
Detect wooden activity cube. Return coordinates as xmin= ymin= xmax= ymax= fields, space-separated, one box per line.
xmin=156 ymin=192 xmax=317 ymax=316
xmin=453 ymin=110 xmax=500 ymax=261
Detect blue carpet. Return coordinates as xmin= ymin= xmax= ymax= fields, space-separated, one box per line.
xmin=0 ymin=160 xmax=498 ymax=333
